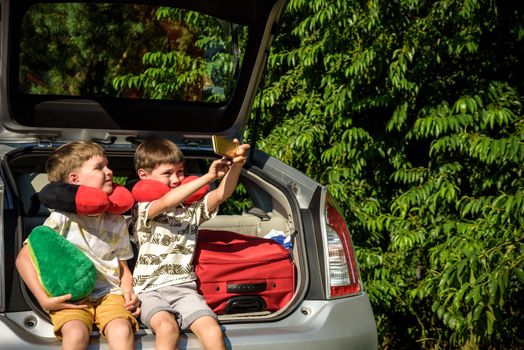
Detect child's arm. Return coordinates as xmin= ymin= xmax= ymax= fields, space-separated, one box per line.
xmin=207 ymin=141 xmax=250 ymax=212
xmin=146 ymin=170 xmax=218 ymax=219
xmin=119 ymin=259 xmax=140 ymax=317
xmin=145 ymin=140 xmax=248 ymax=218
xmin=16 ymin=245 xmax=87 ymax=311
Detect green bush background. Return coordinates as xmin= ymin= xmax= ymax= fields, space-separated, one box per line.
xmin=254 ymin=1 xmax=523 ymax=348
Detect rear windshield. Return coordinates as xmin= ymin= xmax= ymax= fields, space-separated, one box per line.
xmin=19 ymin=3 xmax=248 ymax=103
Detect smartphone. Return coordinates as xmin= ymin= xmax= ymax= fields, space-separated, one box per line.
xmin=212 ymin=135 xmax=239 ymax=158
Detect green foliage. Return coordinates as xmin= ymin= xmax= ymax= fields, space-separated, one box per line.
xmin=19 ymin=3 xmax=161 ymax=96
xmin=112 ymin=7 xmax=246 ymax=102
xmin=253 ymin=0 xmax=524 ymax=348
xmin=219 ymin=183 xmax=254 ymax=215
xmin=19 ymin=4 xmax=244 ymax=103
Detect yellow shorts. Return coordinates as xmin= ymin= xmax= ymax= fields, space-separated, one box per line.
xmin=49 ymin=294 xmax=139 ymax=339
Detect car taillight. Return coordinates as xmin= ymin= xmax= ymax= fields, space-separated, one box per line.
xmin=325 ymin=202 xmax=361 ymax=298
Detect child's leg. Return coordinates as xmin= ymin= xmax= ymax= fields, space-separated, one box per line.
xmin=149 ymin=311 xmax=180 ymax=350
xmin=104 ymin=317 xmax=135 ymax=350
xmin=95 ymin=294 xmax=139 ymax=350
xmin=139 ymin=289 xmax=181 ymax=350
xmin=167 ymin=282 xmax=225 ymax=350
xmin=189 ymin=315 xmax=226 ymax=350
xmin=49 ymin=303 xmax=94 ymax=350
xmin=60 ymin=319 xmax=90 ymax=350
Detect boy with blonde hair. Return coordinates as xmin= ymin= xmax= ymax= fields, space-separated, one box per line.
xmin=16 ymin=141 xmax=140 ymax=350
xmin=132 ymin=137 xmax=249 ymax=350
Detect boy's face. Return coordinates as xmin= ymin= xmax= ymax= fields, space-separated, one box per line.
xmin=69 ymin=155 xmax=114 ymax=194
xmin=139 ymin=162 xmax=185 ymax=188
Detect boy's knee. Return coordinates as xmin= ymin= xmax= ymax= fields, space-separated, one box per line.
xmin=104 ymin=317 xmax=134 ymax=338
xmin=151 ymin=312 xmax=180 ymax=337
xmin=61 ymin=321 xmax=90 ymax=345
xmin=191 ymin=316 xmax=223 ymax=339
xmin=155 ymin=320 xmax=180 ymax=337
xmin=194 ymin=320 xmax=225 ymax=350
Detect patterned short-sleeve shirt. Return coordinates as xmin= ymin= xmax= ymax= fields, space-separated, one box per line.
xmin=131 ymin=194 xmax=217 ymax=295
xmin=43 ymin=211 xmax=133 ymax=301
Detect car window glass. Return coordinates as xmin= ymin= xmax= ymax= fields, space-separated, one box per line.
xmin=19 ymin=3 xmax=247 ymax=103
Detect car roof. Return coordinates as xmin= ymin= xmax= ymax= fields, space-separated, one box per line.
xmin=0 ymin=0 xmax=286 ymax=146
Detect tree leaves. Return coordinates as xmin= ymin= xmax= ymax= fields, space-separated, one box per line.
xmin=254 ymin=0 xmax=524 ymax=348
xmin=110 ymin=7 xmax=246 ymax=102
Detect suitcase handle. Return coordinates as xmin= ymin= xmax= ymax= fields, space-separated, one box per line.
xmin=224 ymin=295 xmax=266 ymax=314
xmin=227 ymin=282 xmax=267 ymax=293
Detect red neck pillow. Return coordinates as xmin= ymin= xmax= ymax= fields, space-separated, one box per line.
xmin=131 ymin=175 xmax=210 ymax=205
xmin=38 ymin=182 xmax=134 ymax=215
xmin=38 ymin=176 xmax=209 ymax=216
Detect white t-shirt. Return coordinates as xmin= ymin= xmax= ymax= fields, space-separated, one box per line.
xmin=43 ymin=211 xmax=133 ymax=301
xmin=131 ymin=194 xmax=217 ymax=295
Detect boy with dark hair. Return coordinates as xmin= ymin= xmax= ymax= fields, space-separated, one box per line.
xmin=132 ymin=137 xmax=249 ymax=350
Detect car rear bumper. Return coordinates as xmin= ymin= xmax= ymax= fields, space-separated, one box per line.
xmin=219 ymin=295 xmax=378 ymax=350
xmin=0 ymin=294 xmax=377 ymax=349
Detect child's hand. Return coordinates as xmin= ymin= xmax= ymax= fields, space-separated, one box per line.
xmin=40 ymin=294 xmax=88 ymax=311
xmin=124 ymin=290 xmax=141 ymax=318
xmin=207 ymin=140 xmax=249 ymax=179
xmin=209 ymin=158 xmax=232 ymax=180
xmin=230 ymin=139 xmax=250 ymax=166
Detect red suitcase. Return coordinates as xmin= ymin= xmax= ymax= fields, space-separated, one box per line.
xmin=194 ymin=230 xmax=295 ymax=314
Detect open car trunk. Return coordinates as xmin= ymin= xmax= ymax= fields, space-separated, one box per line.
xmin=2 ymin=145 xmax=306 ymax=330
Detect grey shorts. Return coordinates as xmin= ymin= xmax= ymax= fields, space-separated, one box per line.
xmin=139 ymin=281 xmax=217 ymax=331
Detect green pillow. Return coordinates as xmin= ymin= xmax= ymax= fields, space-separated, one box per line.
xmin=27 ymin=226 xmax=97 ymax=301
